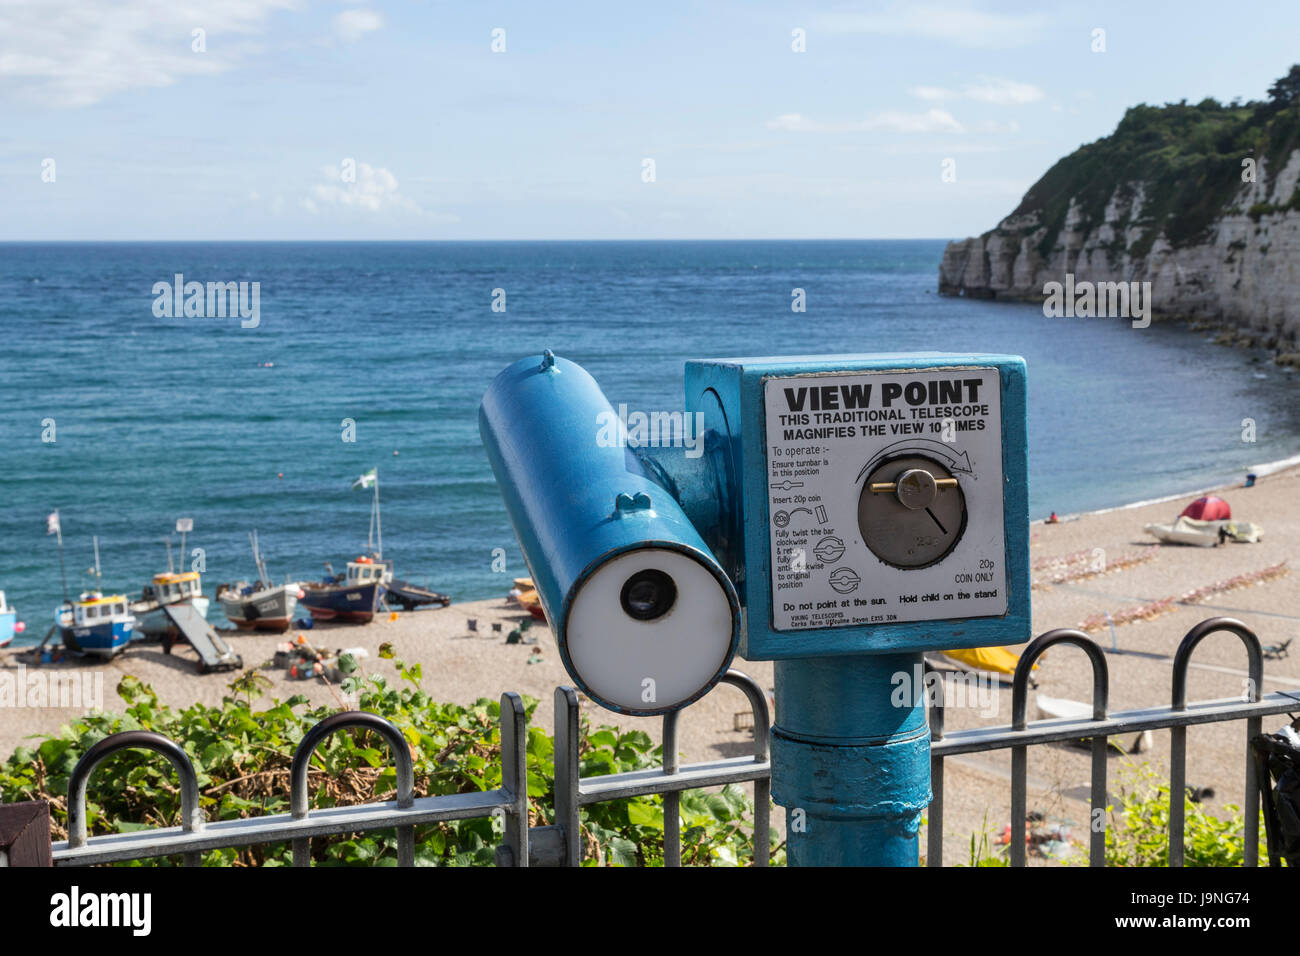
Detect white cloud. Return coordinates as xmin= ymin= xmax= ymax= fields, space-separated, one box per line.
xmin=768 ymin=109 xmax=964 ymax=134
xmin=815 ymin=4 xmax=1047 ymax=48
xmin=911 ymin=76 xmax=1044 ymax=106
xmin=0 ymin=0 xmax=298 ymax=108
xmin=307 ymin=162 xmax=416 ymax=213
xmin=334 ymin=9 xmax=383 ymax=43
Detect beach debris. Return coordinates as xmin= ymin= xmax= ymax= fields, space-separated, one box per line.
xmin=1032 ymin=546 xmax=1157 ymax=590
xmin=1176 ymin=560 xmax=1288 ymax=604
xmin=1033 ymin=548 xmax=1097 ymax=571
xmin=527 ymin=652 xmax=544 ymax=665
xmin=1077 ymin=561 xmax=1289 ymax=632
xmin=466 ymin=618 xmax=478 ymax=633
xmin=998 ymin=812 xmax=1080 ymax=860
xmin=1077 ymin=598 xmax=1177 ymax=633
xmin=1263 ymin=638 xmax=1292 ymax=660
xmin=1187 ymin=784 xmax=1216 ymax=804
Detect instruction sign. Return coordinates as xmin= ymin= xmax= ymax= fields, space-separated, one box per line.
xmin=764 ymin=367 xmax=1008 ymax=632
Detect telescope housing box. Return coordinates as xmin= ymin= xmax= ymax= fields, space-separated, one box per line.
xmin=683 ymin=353 xmax=1030 ymax=661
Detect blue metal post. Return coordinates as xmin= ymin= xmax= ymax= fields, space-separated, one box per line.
xmin=772 ymin=654 xmax=930 ymax=866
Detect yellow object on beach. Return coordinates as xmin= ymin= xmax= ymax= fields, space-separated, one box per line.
xmin=940 ymin=645 xmax=1031 ymax=676
xmin=389 ymin=611 xmax=399 ymax=621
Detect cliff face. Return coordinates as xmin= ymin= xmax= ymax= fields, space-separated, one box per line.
xmin=939 ymin=100 xmax=1300 ymax=354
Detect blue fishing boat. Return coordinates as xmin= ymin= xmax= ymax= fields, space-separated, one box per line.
xmin=299 ymin=557 xmax=386 ymax=623
xmin=55 ymin=592 xmax=135 ymax=658
xmin=299 ymin=468 xmax=391 ymax=624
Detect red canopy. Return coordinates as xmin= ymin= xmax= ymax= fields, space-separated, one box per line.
xmin=1181 ymin=495 xmax=1231 ymax=520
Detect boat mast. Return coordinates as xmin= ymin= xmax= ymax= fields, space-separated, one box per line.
xmin=252 ymin=529 xmax=269 ymax=583
xmin=374 ymin=471 xmax=382 ymax=559
xmin=92 ymin=535 xmax=102 ymax=590
xmin=53 ymin=509 xmax=68 ymax=602
xmin=164 ymin=536 xmax=175 ymax=574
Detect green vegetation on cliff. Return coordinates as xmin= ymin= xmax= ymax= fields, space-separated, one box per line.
xmin=1009 ymin=65 xmax=1300 ymax=260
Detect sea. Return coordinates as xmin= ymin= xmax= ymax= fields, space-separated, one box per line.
xmin=2 ymin=240 xmax=1297 ymax=646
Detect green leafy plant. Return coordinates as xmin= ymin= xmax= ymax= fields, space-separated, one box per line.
xmin=964 ymin=811 xmax=1010 ymax=867
xmin=0 ymin=657 xmax=777 ymax=867
xmin=1103 ymin=764 xmax=1268 ymax=867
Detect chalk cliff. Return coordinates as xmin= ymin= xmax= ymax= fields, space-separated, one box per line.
xmin=939 ymin=89 xmax=1300 ymax=356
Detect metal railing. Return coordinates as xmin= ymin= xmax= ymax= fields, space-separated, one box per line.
xmin=927 ymin=617 xmax=1300 ymax=866
xmin=51 ymin=670 xmax=770 ymax=867
xmin=41 ymin=617 xmax=1295 ymax=867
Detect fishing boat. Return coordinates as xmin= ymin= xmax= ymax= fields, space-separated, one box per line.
xmin=132 ymin=571 xmax=211 ymax=638
xmin=299 ymin=556 xmax=387 ymax=623
xmin=508 ymin=577 xmax=546 ymax=621
xmin=300 ymin=468 xmax=392 ymax=625
xmin=1143 ymin=516 xmax=1224 ymax=547
xmin=383 ymin=577 xmax=451 ymax=611
xmin=55 ymin=592 xmax=135 ymax=658
xmin=0 ymin=591 xmax=22 ymax=648
xmin=216 ymin=532 xmax=302 ymax=632
xmin=131 ymin=525 xmax=211 ymax=638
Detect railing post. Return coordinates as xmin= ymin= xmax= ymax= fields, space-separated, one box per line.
xmin=496 ymin=692 xmax=530 ymax=867
xmin=1011 ymin=629 xmax=1109 ymax=867
xmin=67 ymin=731 xmax=204 ymax=867
xmin=553 ymin=687 xmax=582 ymax=866
xmin=662 ymin=709 xmax=681 ymax=867
xmin=1171 ymin=617 xmax=1264 ymax=867
xmin=926 ymin=660 xmax=945 ymax=867
xmin=290 ymin=711 xmax=414 ymax=867
xmin=720 ymin=670 xmax=771 ymax=866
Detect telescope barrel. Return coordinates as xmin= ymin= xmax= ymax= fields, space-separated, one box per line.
xmin=479 ymin=351 xmax=739 ymax=714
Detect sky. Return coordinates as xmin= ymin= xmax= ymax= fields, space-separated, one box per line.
xmin=3 ymin=0 xmax=1299 ymax=241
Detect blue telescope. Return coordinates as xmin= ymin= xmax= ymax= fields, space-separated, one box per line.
xmin=479 ymin=350 xmax=740 ymax=715
xmin=481 ymin=349 xmax=1030 ymax=865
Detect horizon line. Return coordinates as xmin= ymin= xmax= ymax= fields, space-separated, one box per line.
xmin=0 ymin=236 xmax=964 ymax=244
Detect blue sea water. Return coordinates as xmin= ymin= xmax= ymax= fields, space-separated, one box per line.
xmin=2 ymin=240 xmax=1297 ymax=645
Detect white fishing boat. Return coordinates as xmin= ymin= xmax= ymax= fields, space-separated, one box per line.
xmin=1143 ymin=515 xmax=1224 ymax=547
xmin=132 ymin=523 xmax=211 ymax=638
xmin=132 ymin=571 xmax=211 ymax=638
xmin=217 ymin=532 xmax=301 ymax=632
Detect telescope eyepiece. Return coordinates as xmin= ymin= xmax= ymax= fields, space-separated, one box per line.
xmin=620 ymin=568 xmax=677 ymax=621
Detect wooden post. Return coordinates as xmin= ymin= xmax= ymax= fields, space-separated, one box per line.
xmin=0 ymin=799 xmax=53 ymax=866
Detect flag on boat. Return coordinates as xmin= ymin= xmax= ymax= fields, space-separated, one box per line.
xmin=351 ymin=468 xmax=377 ymax=490
xmin=46 ymin=510 xmax=60 ymax=535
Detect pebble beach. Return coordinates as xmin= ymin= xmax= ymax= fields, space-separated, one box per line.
xmin=3 ymin=463 xmax=1297 ymax=863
